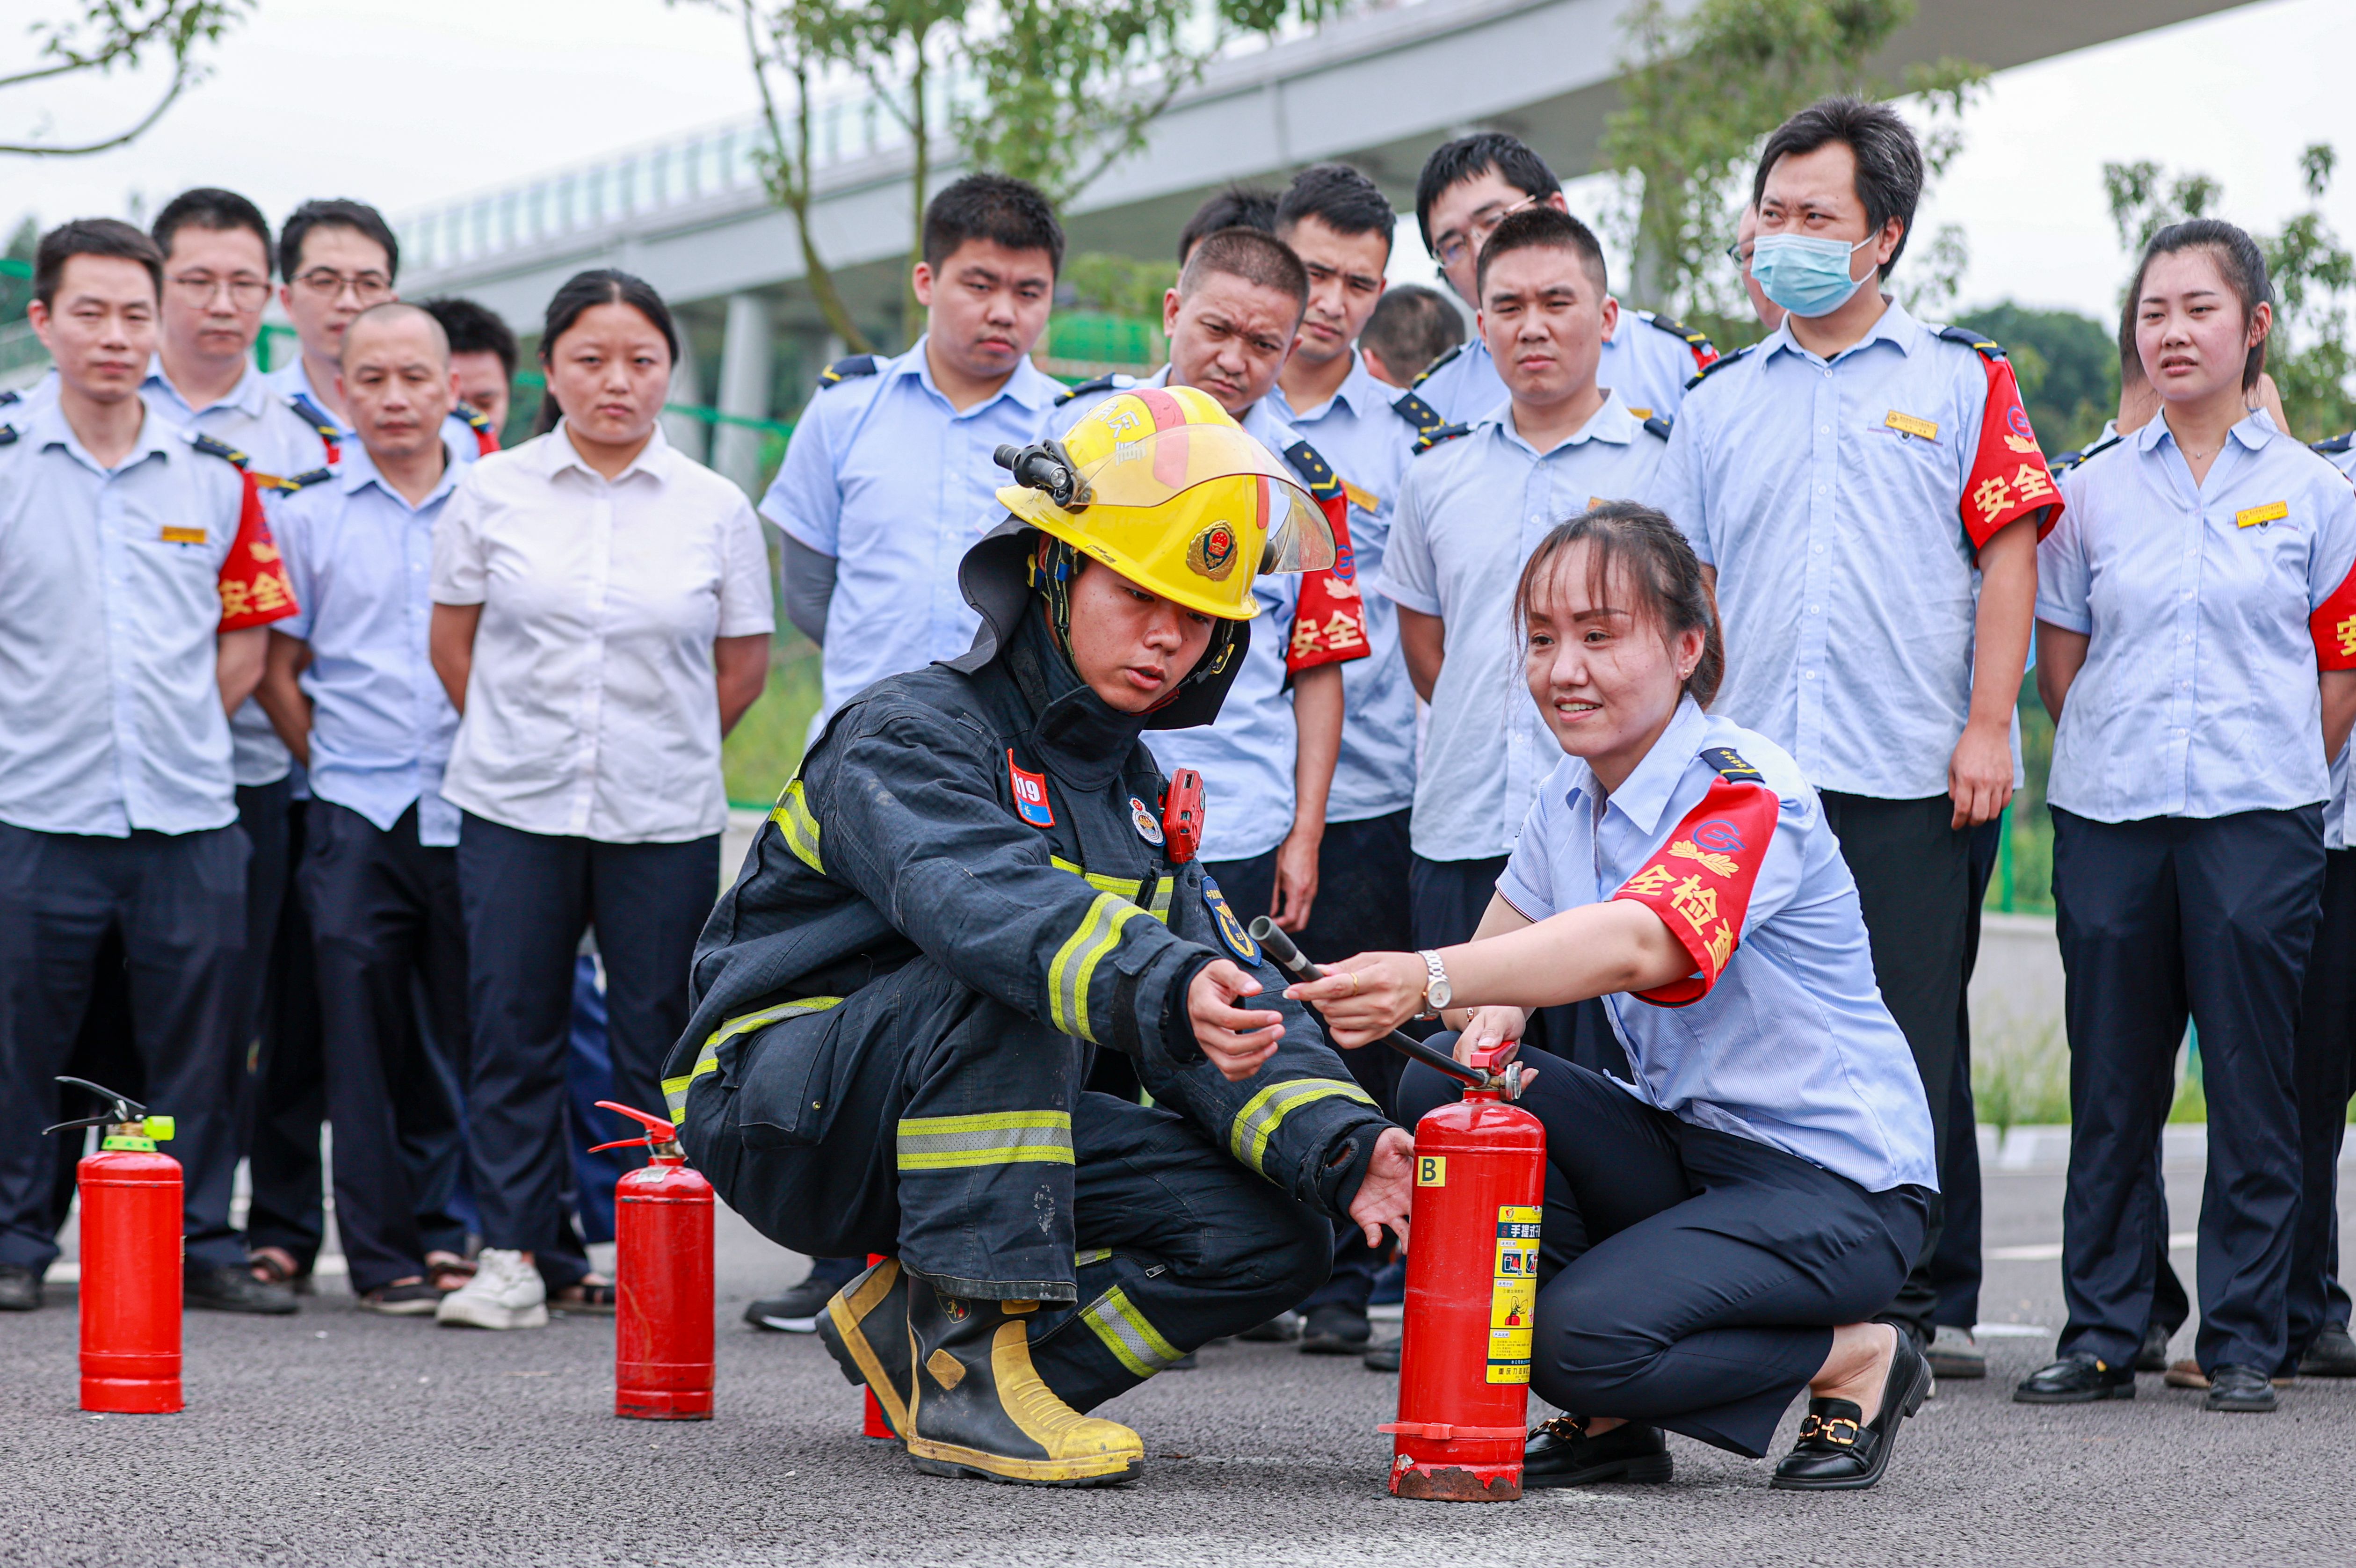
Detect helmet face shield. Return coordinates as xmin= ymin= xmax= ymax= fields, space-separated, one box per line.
xmin=1075 ymin=426 xmax=1334 ymax=572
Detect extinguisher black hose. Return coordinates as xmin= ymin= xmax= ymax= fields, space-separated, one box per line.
xmin=1247 ymin=918 xmax=1485 ymax=1088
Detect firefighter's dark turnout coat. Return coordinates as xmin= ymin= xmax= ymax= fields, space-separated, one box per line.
xmin=666 ymin=524 xmax=1398 ymax=1411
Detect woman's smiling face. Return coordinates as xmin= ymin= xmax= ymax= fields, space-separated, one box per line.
xmin=1522 ymin=539 xmax=1701 ymax=782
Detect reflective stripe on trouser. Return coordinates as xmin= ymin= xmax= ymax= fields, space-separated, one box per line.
xmin=1078 ymin=1285 xmax=1185 ymax=1378
xmin=662 ymin=996 xmax=841 ymax=1123
xmin=896 ymin=1110 xmax=1074 ymax=1170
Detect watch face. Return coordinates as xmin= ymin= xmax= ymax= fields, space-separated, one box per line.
xmin=1429 ymin=979 xmax=1452 ymax=1009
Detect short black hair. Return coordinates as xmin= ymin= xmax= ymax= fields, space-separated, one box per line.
xmin=152 ymin=188 xmax=273 ymax=273
xmin=35 ymin=218 xmax=163 ymax=308
xmin=540 ymin=268 xmax=679 ymax=368
xmin=1177 ymin=227 xmax=1310 ymax=314
xmin=1276 ymin=162 xmax=1394 ymax=250
xmin=2129 ymin=218 xmax=2274 ymax=392
xmin=279 ymin=198 xmax=400 ymax=284
xmin=421 ymin=296 xmax=519 ymax=383
xmin=1178 ymin=185 xmax=1277 ymax=266
xmin=1414 ymin=132 xmax=1560 ymax=254
xmin=1360 ymin=283 xmax=1464 ymax=382
xmin=1752 ymin=96 xmax=1922 ymax=277
xmin=923 ymin=172 xmax=1065 ymax=276
xmin=1475 ymin=206 xmax=1608 ymax=302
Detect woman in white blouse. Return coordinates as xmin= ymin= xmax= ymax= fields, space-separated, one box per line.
xmin=428 ymin=269 xmax=774 ymax=1328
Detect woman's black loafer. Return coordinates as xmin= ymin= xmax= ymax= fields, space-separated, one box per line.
xmin=1523 ymin=1416 xmax=1673 ymax=1488
xmin=1771 ymin=1328 xmax=1929 ymax=1491
xmin=2013 ymin=1353 xmax=2136 ymax=1403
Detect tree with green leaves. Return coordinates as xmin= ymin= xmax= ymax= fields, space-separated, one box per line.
xmin=2103 ymin=144 xmax=2356 ymax=442
xmin=2 ymin=1 xmax=250 ymax=156
xmin=705 ymin=0 xmax=1346 ymax=353
xmin=1599 ymin=0 xmax=1983 ymax=348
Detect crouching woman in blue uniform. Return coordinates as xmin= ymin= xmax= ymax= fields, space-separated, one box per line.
xmin=1294 ymin=502 xmax=1938 ymax=1493
xmin=665 ymin=387 xmax=1414 ymax=1488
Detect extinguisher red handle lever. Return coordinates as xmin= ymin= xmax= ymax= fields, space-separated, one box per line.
xmin=590 ymin=1100 xmax=678 ymax=1154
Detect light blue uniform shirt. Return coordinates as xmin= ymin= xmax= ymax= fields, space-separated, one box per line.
xmin=145 ymin=358 xmax=337 ymax=788
xmin=1410 ymin=310 xmax=1707 ymax=428
xmin=1372 ymin=392 xmax=1667 ymax=862
xmin=1497 ymin=698 xmax=1937 ymax=1193
xmin=275 ymin=435 xmax=471 ymax=847
xmin=1655 ymin=302 xmax=2035 ymax=799
xmin=0 ymin=399 xmax=264 ymax=835
xmin=1270 ymin=351 xmax=1422 ymax=823
xmin=760 ymin=337 xmax=1065 ymax=723
xmin=2039 ymin=413 xmax=2356 ymax=824
xmin=1052 ymin=369 xmax=1317 ymax=863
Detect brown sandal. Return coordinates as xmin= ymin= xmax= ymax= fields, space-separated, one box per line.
xmin=248 ymin=1246 xmax=316 ymax=1295
xmin=425 ymin=1252 xmax=477 ymax=1293
xmin=551 ymin=1278 xmax=617 ymax=1314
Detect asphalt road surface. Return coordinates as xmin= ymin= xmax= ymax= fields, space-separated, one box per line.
xmin=6 ymin=1156 xmax=2353 ymax=1568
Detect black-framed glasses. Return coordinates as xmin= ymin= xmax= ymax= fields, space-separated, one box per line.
xmin=1724 ymin=240 xmax=1753 ymax=268
xmin=168 ymin=272 xmax=272 ymax=308
xmin=1434 ymin=196 xmax=1539 ymax=269
xmin=294 ymin=268 xmax=393 ymax=303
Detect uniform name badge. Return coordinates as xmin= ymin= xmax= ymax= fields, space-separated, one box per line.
xmin=2237 ymin=500 xmax=2289 ymax=529
xmin=1007 ymin=751 xmax=1054 ymax=828
xmin=1200 ymin=878 xmax=1261 ymax=966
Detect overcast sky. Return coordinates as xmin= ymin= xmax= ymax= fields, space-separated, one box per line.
xmin=6 ymin=0 xmax=2349 ymax=325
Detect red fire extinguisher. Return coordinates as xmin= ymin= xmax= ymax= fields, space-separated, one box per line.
xmin=45 ymin=1076 xmax=183 ymax=1415
xmin=1379 ymin=1043 xmax=1546 ymax=1502
xmin=588 ymin=1101 xmax=714 ymax=1421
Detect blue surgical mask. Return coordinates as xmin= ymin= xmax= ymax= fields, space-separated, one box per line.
xmin=1749 ymin=232 xmax=1876 ymax=319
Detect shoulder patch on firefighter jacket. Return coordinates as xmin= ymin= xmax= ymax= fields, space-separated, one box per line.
xmin=1611 ymin=770 xmax=1781 ymax=1008
xmin=1201 ymin=877 xmax=1261 ymax=966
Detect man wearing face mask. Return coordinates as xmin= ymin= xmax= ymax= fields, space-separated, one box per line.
xmin=1655 ymin=97 xmax=2059 ymax=1360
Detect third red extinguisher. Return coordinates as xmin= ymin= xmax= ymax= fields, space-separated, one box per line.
xmin=589 ymin=1101 xmax=714 ymax=1421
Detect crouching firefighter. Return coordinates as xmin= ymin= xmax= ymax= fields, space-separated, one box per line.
xmin=664 ymin=385 xmax=1416 ymax=1487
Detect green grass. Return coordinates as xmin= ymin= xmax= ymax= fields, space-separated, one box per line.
xmin=721 ymin=632 xmax=823 ymax=809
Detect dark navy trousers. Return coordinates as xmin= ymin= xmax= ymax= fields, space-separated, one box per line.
xmin=2051 ymin=806 xmax=2320 ymax=1376
xmin=0 ymin=822 xmax=251 ymax=1271
xmin=2290 ymin=846 xmax=2356 ymax=1356
xmin=1399 ymin=1045 xmax=1925 ymax=1458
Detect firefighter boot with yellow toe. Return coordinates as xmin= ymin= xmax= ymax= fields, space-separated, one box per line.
xmin=817 ymin=1256 xmax=913 ymax=1438
xmin=903 ymin=1276 xmax=1144 ymax=1487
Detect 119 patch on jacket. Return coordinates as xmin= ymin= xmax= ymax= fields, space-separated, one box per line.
xmin=1008 ymin=751 xmax=1054 ymax=828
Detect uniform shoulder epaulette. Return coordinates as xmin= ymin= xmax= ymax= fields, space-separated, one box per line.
xmin=1641 ymin=311 xmax=1718 ymax=363
xmin=254 ymin=466 xmax=335 ymax=494
xmin=0 ymin=422 xmax=16 ymax=448
xmin=1699 ymin=744 xmax=1765 ymax=783
xmin=1051 ymin=371 xmax=1130 ymax=408
xmin=454 ymin=400 xmax=500 ymax=454
xmin=815 ymin=353 xmax=881 ymax=391
xmin=1389 ymin=386 xmax=1449 ymax=442
xmin=1936 ymin=325 xmax=2006 ymax=362
xmin=187 ymin=430 xmax=252 ymax=468
xmin=1641 ymin=414 xmax=1674 ymax=443
xmin=0 ymin=388 xmax=17 ymax=407
xmin=2051 ymin=432 xmax=2122 ymax=474
xmin=1280 ymin=438 xmax=1343 ymax=502
xmin=1682 ymin=343 xmax=1752 ymax=392
xmin=1411 ymin=342 xmax=1465 ymax=387
xmin=1411 ymin=421 xmax=1473 ymax=457
xmin=285 ymin=392 xmax=341 ymax=442
xmin=2313 ymin=430 xmax=2355 ymax=456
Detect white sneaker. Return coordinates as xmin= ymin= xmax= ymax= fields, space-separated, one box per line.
xmin=434 ymin=1249 xmax=548 ymax=1330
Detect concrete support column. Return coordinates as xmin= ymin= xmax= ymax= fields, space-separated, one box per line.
xmin=661 ymin=328 xmax=709 ymax=465
xmin=713 ymin=291 xmax=774 ymax=495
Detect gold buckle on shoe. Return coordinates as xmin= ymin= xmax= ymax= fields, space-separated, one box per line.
xmin=1798 ymin=1414 xmax=1859 ymax=1446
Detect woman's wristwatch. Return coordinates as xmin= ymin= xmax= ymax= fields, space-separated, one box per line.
xmin=1414 ymin=949 xmax=1453 ymax=1021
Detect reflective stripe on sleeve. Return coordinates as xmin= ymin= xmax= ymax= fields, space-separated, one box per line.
xmin=660 ymin=995 xmax=843 ymax=1122
xmin=1074 ymin=1249 xmax=1114 ymax=1269
xmin=771 ymin=778 xmax=824 ymax=872
xmin=1051 ymin=857 xmax=1171 ymax=926
xmin=1046 ymin=891 xmax=1148 ymax=1042
xmin=1080 ymin=1285 xmax=1185 ymax=1379
xmin=1228 ymin=1077 xmax=1378 ymax=1176
xmin=895 ymin=1109 xmax=1075 ymax=1170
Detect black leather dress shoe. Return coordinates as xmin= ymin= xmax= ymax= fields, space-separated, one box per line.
xmin=1771 ymin=1328 xmax=1930 ymax=1491
xmin=0 ymin=1264 xmax=41 ymax=1312
xmin=2133 ymin=1320 xmax=2176 ymax=1372
xmin=1523 ymin=1417 xmax=1672 ymax=1487
xmin=1361 ymin=1341 xmax=1399 ymax=1373
xmin=2298 ymin=1325 xmax=2356 ymax=1378
xmin=185 ymin=1263 xmax=298 ymax=1315
xmin=2204 ymin=1363 xmax=2278 ymax=1412
xmin=2013 ymin=1353 xmax=2135 ymax=1404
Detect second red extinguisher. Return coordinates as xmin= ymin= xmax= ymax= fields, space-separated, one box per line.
xmin=46 ymin=1076 xmax=184 ymax=1416
xmin=589 ymin=1101 xmax=714 ymax=1421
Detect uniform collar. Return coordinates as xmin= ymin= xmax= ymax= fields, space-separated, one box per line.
xmin=542 ymin=419 xmax=674 ymax=485
xmin=2133 ymin=408 xmax=2275 ymax=457
xmin=1760 ymin=295 xmax=1919 ymax=368
xmin=1274 ymin=350 xmax=1387 ymax=424
xmin=1560 ymin=695 xmax=1709 ymax=839
xmin=893 ymin=334 xmax=1063 ymax=416
xmin=29 ymin=394 xmax=177 ymax=473
xmin=1496 ymin=388 xmax=1638 ymax=459
xmin=144 ymin=356 xmax=273 ymax=422
xmin=340 ymin=427 xmax=468 ymax=507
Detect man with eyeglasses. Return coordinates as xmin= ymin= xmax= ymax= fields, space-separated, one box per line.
xmin=1411 ymin=134 xmax=1717 ymax=428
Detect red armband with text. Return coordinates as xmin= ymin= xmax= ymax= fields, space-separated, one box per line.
xmin=1610 ymin=778 xmax=1781 ymax=1007
xmin=1959 ymin=354 xmax=2062 ymax=549
xmin=2313 ymin=560 xmax=2356 ymax=671
xmin=1285 ymin=488 xmax=1370 ymax=675
xmin=216 ymin=473 xmax=299 ymax=632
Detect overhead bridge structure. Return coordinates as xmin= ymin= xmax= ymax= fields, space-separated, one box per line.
xmin=397 ymin=0 xmax=2247 ymax=486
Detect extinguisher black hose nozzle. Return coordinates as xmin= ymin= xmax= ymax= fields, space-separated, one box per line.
xmin=1247 ymin=918 xmax=1486 ymax=1089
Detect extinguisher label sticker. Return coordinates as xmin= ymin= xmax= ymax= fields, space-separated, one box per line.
xmin=1487 ymin=1204 xmax=1543 ymax=1382
xmin=1415 ymin=1155 xmax=1446 ymax=1186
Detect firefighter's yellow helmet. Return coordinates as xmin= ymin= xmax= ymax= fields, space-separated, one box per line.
xmin=994 ymin=385 xmax=1334 ymax=621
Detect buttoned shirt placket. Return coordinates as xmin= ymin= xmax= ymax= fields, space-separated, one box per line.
xmin=93 ymin=450 xmax=142 ymax=834
xmin=1792 ymin=348 xmax=1850 ymax=778
xmin=2157 ymin=435 xmax=2233 ymax=818
xmin=573 ymin=467 xmax=619 ymax=839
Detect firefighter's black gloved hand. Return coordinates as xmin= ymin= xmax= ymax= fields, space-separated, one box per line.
xmin=1187 ymin=959 xmax=1284 ymax=1082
